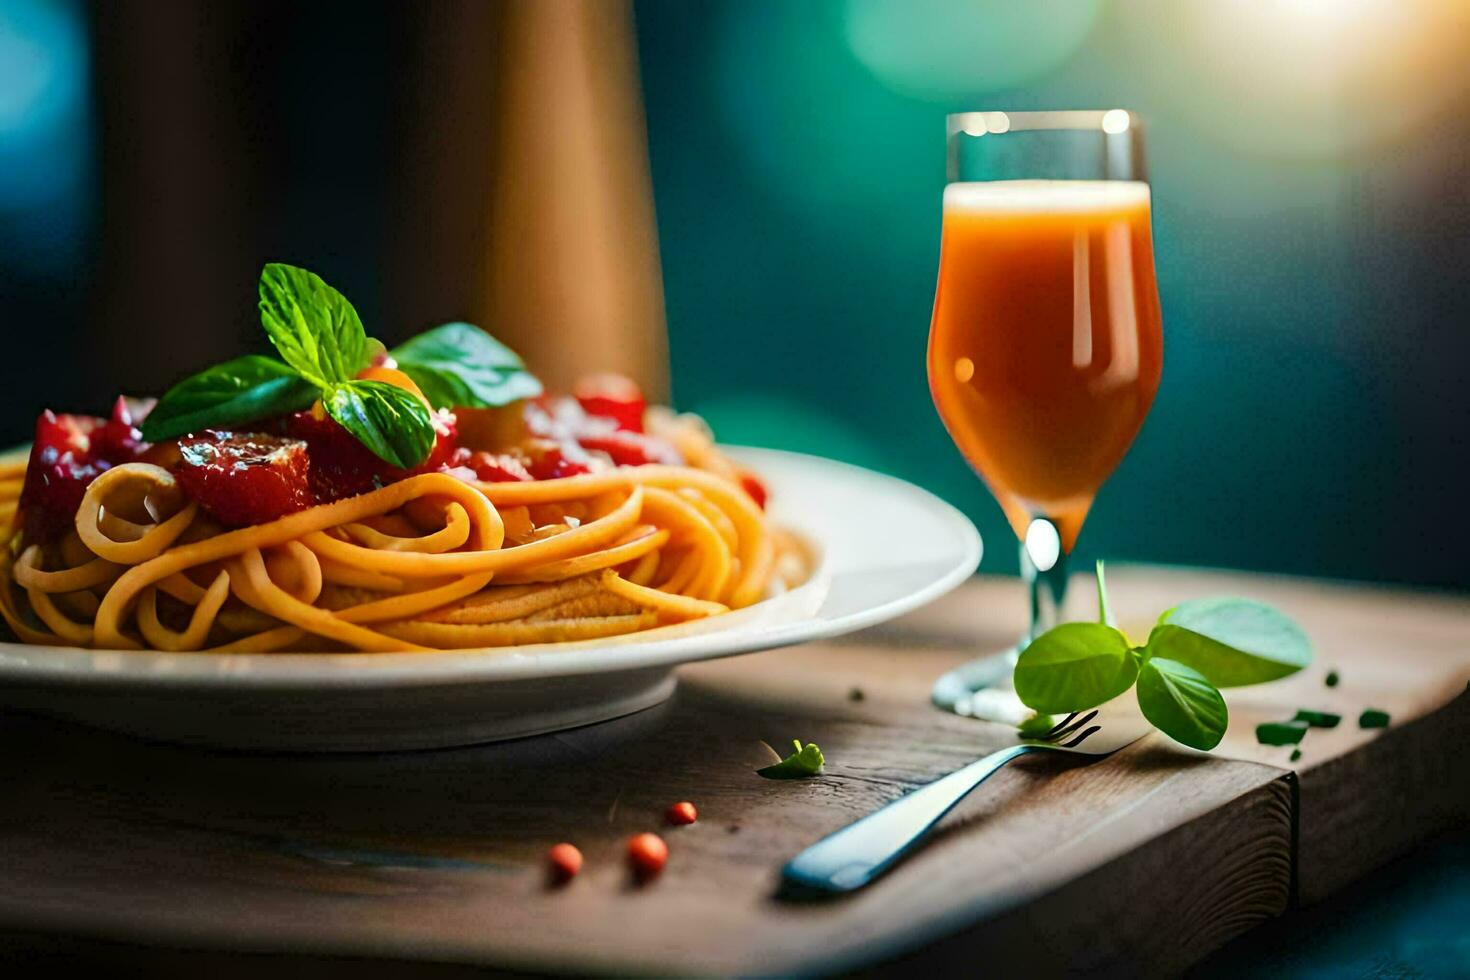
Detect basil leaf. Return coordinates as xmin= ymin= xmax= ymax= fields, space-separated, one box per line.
xmin=141 ymin=355 xmax=316 ymax=441
xmin=258 ymin=263 xmax=368 ymax=384
xmin=323 ymin=380 xmax=436 ymax=469
xmin=1148 ymin=598 xmax=1311 ymax=688
xmin=1013 ymin=622 xmax=1139 ymax=713
xmin=1017 ymin=713 xmax=1057 ymax=739
xmin=391 ymin=322 xmax=543 ymax=409
xmin=1136 ymin=657 xmax=1228 ymax=750
xmin=756 ymin=740 xmax=824 ymax=779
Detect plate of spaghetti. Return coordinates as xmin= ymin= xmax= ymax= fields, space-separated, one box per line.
xmin=0 ymin=265 xmax=979 ymax=749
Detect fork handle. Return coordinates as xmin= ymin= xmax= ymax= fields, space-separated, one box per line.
xmin=782 ymin=744 xmax=1034 ymax=894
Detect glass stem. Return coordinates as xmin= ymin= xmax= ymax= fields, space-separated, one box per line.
xmin=1021 ymin=516 xmax=1069 ymax=643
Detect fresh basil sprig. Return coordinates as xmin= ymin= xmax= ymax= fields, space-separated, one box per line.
xmin=142 ymin=264 xmax=541 ymax=469
xmin=391 ymin=322 xmax=543 ymax=410
xmin=1014 ymin=561 xmax=1312 ymax=751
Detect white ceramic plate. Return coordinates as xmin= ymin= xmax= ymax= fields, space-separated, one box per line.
xmin=0 ymin=448 xmax=981 ymax=750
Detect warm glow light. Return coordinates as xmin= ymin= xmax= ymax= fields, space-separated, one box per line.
xmin=1101 ymin=109 xmax=1130 ymax=135
xmin=953 ymin=357 xmax=975 ymax=383
xmin=1116 ymin=0 xmax=1467 ymax=158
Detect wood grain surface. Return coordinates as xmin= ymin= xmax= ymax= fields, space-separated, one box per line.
xmin=0 ymin=566 xmax=1465 ymax=976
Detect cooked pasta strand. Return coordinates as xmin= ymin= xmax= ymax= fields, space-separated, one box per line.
xmin=0 ymin=442 xmax=802 ymax=654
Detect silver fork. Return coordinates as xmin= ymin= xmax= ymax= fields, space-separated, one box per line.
xmin=781 ymin=710 xmax=1151 ymax=894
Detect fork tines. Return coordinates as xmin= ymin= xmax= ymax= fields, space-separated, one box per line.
xmin=1038 ymin=709 xmax=1098 ymax=743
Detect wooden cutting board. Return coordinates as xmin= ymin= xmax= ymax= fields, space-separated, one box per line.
xmin=0 ymin=566 xmax=1465 ymax=976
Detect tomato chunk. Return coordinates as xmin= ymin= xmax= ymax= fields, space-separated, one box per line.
xmin=526 ymin=444 xmax=592 ymax=481
xmin=18 ymin=411 xmax=109 ymax=541
xmin=99 ymin=396 xmax=146 ymax=461
xmin=573 ymin=374 xmax=646 ymax=433
xmin=578 ymin=430 xmax=682 ymax=468
xmin=15 ymin=406 xmax=155 ymax=542
xmin=452 ymin=449 xmax=533 ymax=483
xmin=175 ymin=432 xmax=314 ymax=526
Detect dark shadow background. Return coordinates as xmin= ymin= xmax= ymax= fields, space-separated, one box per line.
xmin=2 ymin=0 xmax=1468 ymax=589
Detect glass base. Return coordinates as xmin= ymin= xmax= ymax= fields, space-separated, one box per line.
xmin=931 ymin=648 xmax=1032 ymax=725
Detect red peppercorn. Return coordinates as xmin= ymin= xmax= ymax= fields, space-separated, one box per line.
xmin=666 ymin=801 xmax=698 ymax=826
xmin=627 ymin=832 xmax=668 ymax=878
xmin=547 ymin=842 xmax=582 ymax=884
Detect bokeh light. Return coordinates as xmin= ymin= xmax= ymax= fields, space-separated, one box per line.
xmin=842 ymin=0 xmax=1102 ymax=101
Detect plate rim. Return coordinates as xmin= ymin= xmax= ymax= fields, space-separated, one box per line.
xmin=0 ymin=446 xmax=981 ymax=688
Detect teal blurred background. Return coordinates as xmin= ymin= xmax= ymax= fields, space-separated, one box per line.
xmin=633 ymin=0 xmax=1470 ymax=587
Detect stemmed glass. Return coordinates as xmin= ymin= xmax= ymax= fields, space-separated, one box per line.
xmin=927 ymin=110 xmax=1162 ymax=716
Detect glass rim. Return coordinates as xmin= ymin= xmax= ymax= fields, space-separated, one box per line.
xmin=947 ymin=109 xmax=1140 ymax=138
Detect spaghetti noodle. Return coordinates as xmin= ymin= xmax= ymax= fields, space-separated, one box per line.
xmin=0 ymin=430 xmax=798 ymax=653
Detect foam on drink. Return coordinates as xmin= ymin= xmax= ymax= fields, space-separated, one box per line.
xmin=943 ymin=180 xmax=1151 ymax=215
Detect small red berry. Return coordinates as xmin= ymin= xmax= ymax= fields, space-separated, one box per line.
xmin=547 ymin=842 xmax=582 ymax=884
xmin=627 ymin=832 xmax=668 ymax=878
xmin=666 ymin=801 xmax=698 ymax=826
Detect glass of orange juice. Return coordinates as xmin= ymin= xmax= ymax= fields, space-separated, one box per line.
xmin=928 ymin=110 xmax=1162 ymax=715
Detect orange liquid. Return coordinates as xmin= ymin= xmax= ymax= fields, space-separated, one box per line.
xmin=928 ymin=181 xmax=1162 ymax=550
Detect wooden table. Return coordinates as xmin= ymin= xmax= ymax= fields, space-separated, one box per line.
xmin=1 ymin=566 xmax=1466 ymax=976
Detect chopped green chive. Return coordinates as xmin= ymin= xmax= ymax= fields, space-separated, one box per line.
xmin=1290 ymin=747 xmax=1302 ymax=762
xmin=757 ymin=740 xmax=825 ymax=779
xmin=1359 ymin=709 xmax=1390 ymax=729
xmin=1292 ymin=709 xmax=1341 ymax=729
xmin=1256 ymin=720 xmax=1309 ymax=746
xmin=1018 ymin=713 xmax=1057 ymax=738
xmin=1325 ymin=670 xmax=1339 ymax=688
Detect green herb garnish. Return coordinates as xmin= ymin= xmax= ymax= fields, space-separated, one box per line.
xmin=391 ymin=322 xmax=543 ymax=410
xmin=1017 ymin=713 xmax=1057 ymax=739
xmin=1359 ymin=708 xmax=1390 ymax=729
xmin=1292 ymin=709 xmax=1340 ymax=729
xmin=1013 ymin=562 xmax=1312 ymax=752
xmin=139 ymin=355 xmax=318 ymax=441
xmin=1290 ymin=748 xmax=1302 ymax=762
xmin=257 ymin=262 xmax=369 ymax=386
xmin=1256 ymin=721 xmax=1308 ymax=745
xmin=757 ymin=740 xmax=824 ymax=779
xmin=143 ymin=263 xmax=540 ymax=468
xmin=1136 ymin=658 xmax=1229 ymax=751
xmin=1326 ymin=670 xmax=1340 ymax=687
